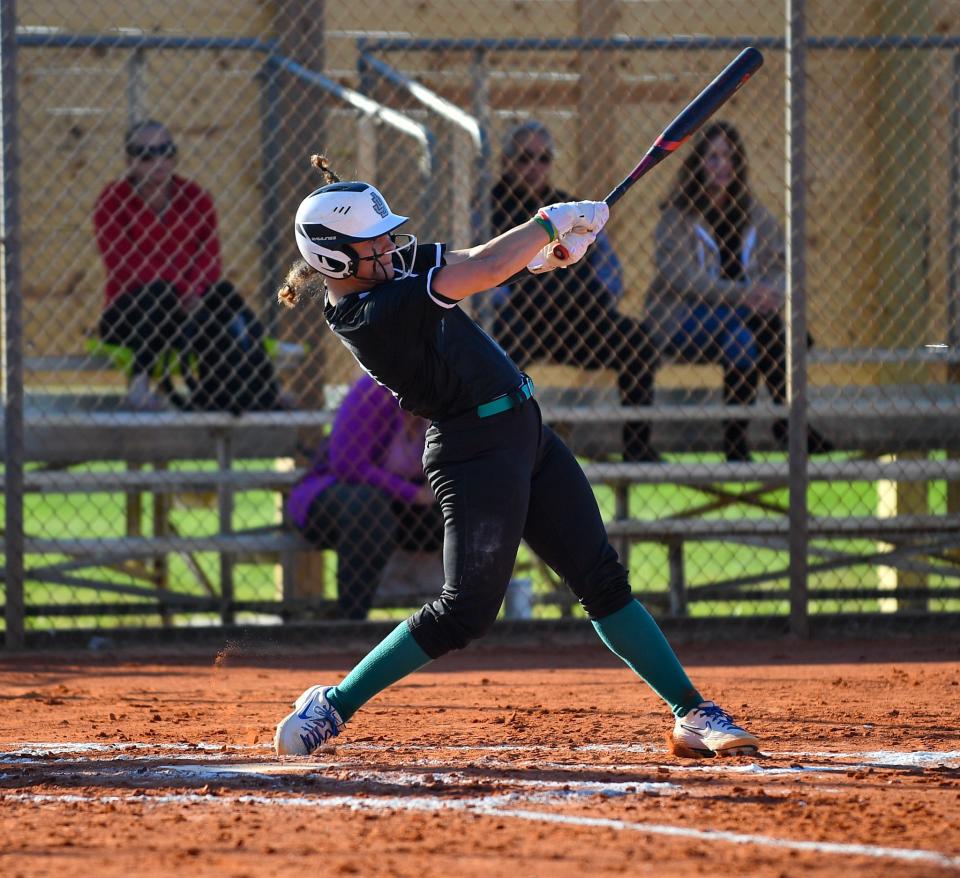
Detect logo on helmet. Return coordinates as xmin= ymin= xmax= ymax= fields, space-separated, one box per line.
xmin=370 ymin=191 xmax=389 ymax=219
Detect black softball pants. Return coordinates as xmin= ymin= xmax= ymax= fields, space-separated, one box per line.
xmin=408 ymin=397 xmax=633 ymax=659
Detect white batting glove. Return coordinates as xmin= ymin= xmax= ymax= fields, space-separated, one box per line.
xmin=537 ymin=201 xmax=609 ymax=239
xmin=527 ymin=230 xmax=597 ymax=274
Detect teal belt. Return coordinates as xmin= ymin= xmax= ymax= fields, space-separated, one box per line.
xmin=476 ymin=377 xmax=535 ymax=418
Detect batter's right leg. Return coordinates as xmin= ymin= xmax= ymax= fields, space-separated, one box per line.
xmin=521 ymin=421 xmax=702 ymax=714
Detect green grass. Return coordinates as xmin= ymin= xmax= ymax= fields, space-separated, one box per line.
xmin=2 ymin=452 xmax=958 ymax=631
xmin=3 ymin=459 xmax=291 ymax=631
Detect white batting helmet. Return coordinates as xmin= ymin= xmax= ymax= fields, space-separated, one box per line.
xmin=294 ymin=181 xmax=412 ymax=279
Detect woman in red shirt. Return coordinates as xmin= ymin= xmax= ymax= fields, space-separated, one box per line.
xmin=93 ymin=120 xmax=222 ymax=410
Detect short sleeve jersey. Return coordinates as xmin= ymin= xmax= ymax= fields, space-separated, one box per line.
xmin=323 ymin=242 xmax=524 ymax=421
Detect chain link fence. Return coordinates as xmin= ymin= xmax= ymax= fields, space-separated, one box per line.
xmin=2 ymin=0 xmax=959 ymax=644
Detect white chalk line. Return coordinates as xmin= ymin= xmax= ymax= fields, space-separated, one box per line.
xmin=6 ymin=741 xmax=958 ymax=765
xmin=782 ymin=750 xmax=960 ymax=767
xmin=484 ymin=807 xmax=960 ymax=870
xmin=0 ymin=757 xmax=846 ymax=805
xmin=1 ymin=741 xmax=246 ymax=757
xmin=3 ymin=742 xmax=957 ymax=784
xmin=3 ymin=742 xmax=959 ymax=869
xmin=161 ymin=762 xmax=678 ymax=799
xmin=4 ymin=788 xmax=958 ymax=871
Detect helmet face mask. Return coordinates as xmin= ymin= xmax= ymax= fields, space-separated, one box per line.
xmin=352 ymin=233 xmax=418 ymax=282
xmin=294 ymin=182 xmax=413 ymax=280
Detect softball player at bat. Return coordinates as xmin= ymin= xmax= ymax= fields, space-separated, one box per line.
xmin=273 ymin=155 xmax=759 ymax=760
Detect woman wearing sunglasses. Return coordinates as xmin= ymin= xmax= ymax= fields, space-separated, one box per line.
xmin=93 ymin=119 xmax=223 ymax=410
xmin=489 ymin=121 xmax=662 ymax=462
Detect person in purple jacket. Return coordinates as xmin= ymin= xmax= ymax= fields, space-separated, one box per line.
xmin=288 ymin=373 xmax=442 ymax=619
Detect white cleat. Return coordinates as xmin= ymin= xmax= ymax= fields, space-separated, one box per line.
xmin=274 ymin=685 xmax=345 ymax=756
xmin=670 ymin=701 xmax=760 ymax=758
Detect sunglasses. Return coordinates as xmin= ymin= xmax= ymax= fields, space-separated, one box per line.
xmin=126 ymin=141 xmax=177 ymax=160
xmin=514 ymin=150 xmax=552 ymax=165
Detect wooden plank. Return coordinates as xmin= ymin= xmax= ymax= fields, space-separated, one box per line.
xmin=25 ymin=355 xmax=116 ymax=372
xmin=581 ymin=459 xmax=960 ymax=486
xmin=809 ymin=347 xmax=960 ymax=365
xmin=10 ymin=457 xmax=960 ymax=494
xmin=20 ymin=469 xmax=302 ymax=492
xmin=24 ymin=533 xmax=302 ymax=557
xmin=539 ymin=399 xmax=960 ymax=422
xmin=21 ymin=411 xmax=334 ymax=429
xmin=23 ymin=513 xmax=960 ymax=557
xmin=604 ymin=514 xmax=960 ymax=541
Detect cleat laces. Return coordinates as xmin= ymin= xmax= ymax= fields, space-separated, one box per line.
xmin=696 ymin=702 xmax=738 ymax=731
xmin=298 ymin=703 xmax=342 ymax=752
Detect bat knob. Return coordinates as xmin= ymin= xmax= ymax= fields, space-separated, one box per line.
xmin=552 ymin=243 xmax=569 ymax=260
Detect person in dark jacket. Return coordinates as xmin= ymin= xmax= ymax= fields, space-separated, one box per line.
xmin=490 ymin=121 xmax=662 ymax=462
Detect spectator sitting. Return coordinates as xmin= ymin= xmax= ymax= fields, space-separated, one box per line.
xmin=489 ymin=120 xmax=661 ymax=462
xmin=287 ymin=374 xmax=443 ymax=620
xmin=645 ymin=120 xmax=833 ymax=461
xmin=93 ymin=119 xmax=222 ymax=411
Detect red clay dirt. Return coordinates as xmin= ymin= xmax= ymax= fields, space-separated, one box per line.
xmin=0 ymin=636 xmax=958 ymax=877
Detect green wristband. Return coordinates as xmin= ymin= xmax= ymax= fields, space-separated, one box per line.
xmin=534 ymin=214 xmax=557 ymax=242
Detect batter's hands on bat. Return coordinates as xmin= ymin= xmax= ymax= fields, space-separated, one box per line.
xmin=537 ymin=201 xmax=609 ymax=239
xmin=527 ymin=230 xmax=597 ymax=274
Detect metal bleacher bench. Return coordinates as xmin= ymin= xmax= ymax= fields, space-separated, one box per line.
xmin=6 ymin=342 xmax=960 ymax=622
xmin=26 ymin=337 xmax=307 ymax=376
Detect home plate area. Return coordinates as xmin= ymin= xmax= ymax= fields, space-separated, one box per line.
xmin=2 ymin=740 xmax=959 ymax=875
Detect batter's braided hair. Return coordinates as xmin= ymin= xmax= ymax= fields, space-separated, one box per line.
xmin=277 ymin=154 xmax=341 ymax=310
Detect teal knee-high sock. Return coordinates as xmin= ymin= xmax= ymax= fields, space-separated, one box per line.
xmin=592 ymin=600 xmax=702 ymax=717
xmin=326 ymin=620 xmax=432 ymax=723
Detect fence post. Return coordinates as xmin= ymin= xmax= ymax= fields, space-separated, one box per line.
xmin=272 ymin=0 xmax=328 ymax=415
xmin=470 ymin=47 xmax=493 ymax=328
xmin=577 ymin=0 xmax=619 ymax=202
xmin=258 ymin=55 xmax=283 ymax=336
xmin=786 ymin=0 xmax=810 ymax=638
xmin=0 ymin=0 xmax=23 ymax=649
xmin=947 ymin=52 xmax=960 ymax=523
xmin=126 ymin=46 xmax=147 ymax=125
xmin=272 ymin=3 xmax=330 ymax=615
xmin=216 ymin=431 xmax=235 ymax=626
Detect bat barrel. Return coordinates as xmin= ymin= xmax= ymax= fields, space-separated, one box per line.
xmin=556 ymin=48 xmax=764 ymax=255
xmin=672 ymin=46 xmax=764 ymax=134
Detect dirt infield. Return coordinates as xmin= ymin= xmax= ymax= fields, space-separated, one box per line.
xmin=1 ymin=636 xmax=958 ymax=877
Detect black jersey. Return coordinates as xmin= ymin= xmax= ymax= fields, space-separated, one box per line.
xmin=324 ymin=242 xmax=524 ymax=421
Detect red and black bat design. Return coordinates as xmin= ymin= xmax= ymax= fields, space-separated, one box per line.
xmin=554 ymin=46 xmax=763 ymax=259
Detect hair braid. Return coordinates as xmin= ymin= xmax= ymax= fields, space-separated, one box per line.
xmin=277 ymin=154 xmax=344 ymax=309
xmin=311 ymin=154 xmax=341 ymax=185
